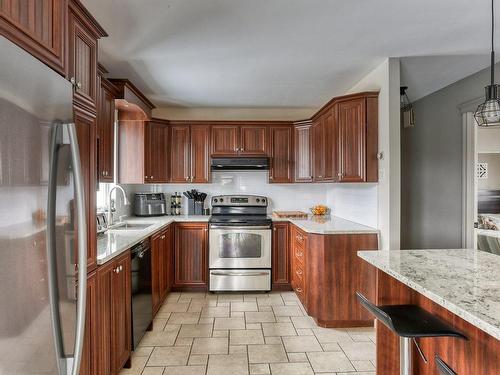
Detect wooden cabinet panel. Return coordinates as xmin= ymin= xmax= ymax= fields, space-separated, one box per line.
xmin=0 ymin=0 xmax=65 ymax=74
xmin=80 ymin=271 xmax=97 ymax=375
xmin=174 ymin=223 xmax=208 ymax=289
xmin=151 ymin=232 xmax=162 ymax=315
xmin=272 ymin=222 xmax=291 ymax=290
xmin=147 ymin=121 xmax=169 ymax=183
xmin=170 ymin=125 xmax=190 ymax=183
xmin=74 ymin=107 xmax=97 ymax=272
xmin=211 ymin=125 xmax=238 ymax=156
xmin=190 ymin=125 xmax=210 ymax=183
xmin=161 ymin=225 xmax=173 ymax=299
xmin=97 ymin=251 xmax=131 ymax=375
xmin=68 ymin=6 xmax=97 ymax=111
xmin=97 ymin=76 xmax=116 ymax=182
xmin=294 ymin=123 xmax=312 ymax=182
xmin=322 ymin=109 xmax=337 ymax=182
xmin=338 ymin=99 xmax=366 ymax=182
xmin=112 ymin=252 xmax=131 ymax=371
xmin=290 ymin=226 xmax=307 ymax=306
xmin=240 ymin=125 xmax=268 ymax=155
xmin=269 ymin=125 xmax=292 ymax=183
xmin=311 ymin=118 xmax=323 ymax=182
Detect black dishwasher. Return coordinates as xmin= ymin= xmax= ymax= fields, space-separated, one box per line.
xmin=130 ymin=239 xmax=152 ymax=349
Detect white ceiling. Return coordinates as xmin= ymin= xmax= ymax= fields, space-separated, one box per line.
xmin=82 ymin=0 xmax=495 ymax=108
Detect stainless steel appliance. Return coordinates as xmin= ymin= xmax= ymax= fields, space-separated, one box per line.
xmin=211 ymin=157 xmax=269 ymax=171
xmin=0 ymin=37 xmax=87 ymax=375
xmin=209 ymin=195 xmax=272 ymax=291
xmin=134 ymin=193 xmax=167 ymax=216
xmin=130 ymin=239 xmax=152 ymax=349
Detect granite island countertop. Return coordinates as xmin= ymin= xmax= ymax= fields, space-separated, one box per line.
xmin=272 ymin=215 xmax=378 ymax=235
xmin=357 ymin=249 xmax=500 ymax=340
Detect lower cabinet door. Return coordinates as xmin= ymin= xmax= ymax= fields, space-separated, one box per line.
xmin=112 ymin=253 xmax=131 ymax=372
xmin=272 ymin=222 xmax=291 ymax=289
xmin=151 ymin=232 xmax=162 ymax=315
xmin=80 ymin=271 xmax=97 ymax=375
xmin=97 ymin=261 xmax=113 ymax=375
xmin=174 ymin=223 xmax=208 ymax=288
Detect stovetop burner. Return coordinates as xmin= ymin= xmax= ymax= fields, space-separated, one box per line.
xmin=209 ymin=195 xmax=271 ymax=227
xmin=209 ymin=215 xmax=272 ymax=227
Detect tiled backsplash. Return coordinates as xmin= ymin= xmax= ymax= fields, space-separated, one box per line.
xmin=115 ymin=171 xmax=378 ymax=228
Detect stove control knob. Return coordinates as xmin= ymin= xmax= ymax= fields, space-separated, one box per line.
xmin=261 ymin=199 xmax=266 ymax=204
xmin=220 ymin=198 xmax=224 ymax=202
xmin=256 ymin=198 xmax=260 ymax=203
xmin=214 ymin=198 xmax=218 ymax=203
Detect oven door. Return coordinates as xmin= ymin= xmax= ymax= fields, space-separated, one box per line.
xmin=209 ymin=226 xmax=271 ymax=269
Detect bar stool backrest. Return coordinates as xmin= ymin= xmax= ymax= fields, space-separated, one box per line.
xmin=435 ymin=355 xmax=457 ymax=375
xmin=356 ymin=292 xmax=396 ymax=333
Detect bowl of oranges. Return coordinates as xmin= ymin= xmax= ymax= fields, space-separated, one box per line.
xmin=310 ymin=204 xmax=329 ymax=217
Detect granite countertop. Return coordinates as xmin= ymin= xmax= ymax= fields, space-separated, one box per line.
xmin=357 ymin=249 xmax=500 ymax=340
xmin=97 ymin=215 xmax=209 ymax=265
xmin=273 ymin=215 xmax=379 ymax=235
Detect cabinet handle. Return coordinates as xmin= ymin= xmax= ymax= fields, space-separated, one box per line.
xmin=273 ymin=228 xmax=276 ymax=231
xmin=185 ymin=176 xmax=189 ymax=181
xmin=204 ymin=228 xmax=208 ymax=232
xmin=269 ymin=176 xmax=274 ymax=180
xmin=338 ymin=172 xmax=343 ymax=177
xmin=120 ymin=265 xmax=123 ymax=271
xmin=240 ymin=148 xmax=244 ymax=152
xmin=145 ymin=176 xmax=148 ymax=180
xmin=70 ymin=77 xmax=76 ymax=85
xmin=161 ymin=235 xmax=165 ymax=239
xmin=296 ymin=287 xmax=303 ymax=293
xmin=190 ymin=176 xmax=193 ymax=182
xmin=76 ymin=82 xmax=82 ymax=89
xmin=318 ymin=175 xmax=323 ymax=178
xmin=102 ymin=171 xmax=105 ymax=176
xmin=150 ymin=176 xmax=154 ymax=179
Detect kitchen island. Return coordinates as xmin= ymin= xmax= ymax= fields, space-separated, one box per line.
xmin=358 ymin=249 xmax=500 ymax=374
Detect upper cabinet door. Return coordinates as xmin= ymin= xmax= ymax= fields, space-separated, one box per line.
xmin=0 ymin=0 xmax=66 ymax=75
xmin=338 ymin=98 xmax=366 ymax=182
xmin=190 ymin=125 xmax=210 ymax=183
xmin=147 ymin=121 xmax=169 ymax=183
xmin=294 ymin=123 xmax=312 ymax=182
xmin=322 ymin=109 xmax=338 ymax=182
xmin=240 ymin=125 xmax=268 ymax=156
xmin=170 ymin=125 xmax=190 ymax=183
xmin=97 ymin=80 xmax=115 ymax=182
xmin=312 ymin=118 xmax=324 ymax=181
xmin=269 ymin=125 xmax=292 ymax=183
xmin=211 ymin=125 xmax=238 ymax=156
xmin=68 ymin=8 xmax=97 ymax=111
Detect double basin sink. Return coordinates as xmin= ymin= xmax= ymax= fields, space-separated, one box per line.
xmin=106 ymin=221 xmax=155 ymax=234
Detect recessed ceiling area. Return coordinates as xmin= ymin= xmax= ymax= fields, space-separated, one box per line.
xmin=82 ymin=0 xmax=493 ymax=108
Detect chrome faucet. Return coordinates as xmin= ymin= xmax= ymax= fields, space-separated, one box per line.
xmin=107 ymin=185 xmax=130 ymax=226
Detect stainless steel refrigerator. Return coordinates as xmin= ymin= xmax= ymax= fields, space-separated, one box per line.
xmin=0 ymin=37 xmax=87 ymax=375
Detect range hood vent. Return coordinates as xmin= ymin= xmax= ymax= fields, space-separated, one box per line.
xmin=211 ymin=157 xmax=269 ymax=171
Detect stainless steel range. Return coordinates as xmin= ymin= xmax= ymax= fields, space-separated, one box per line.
xmin=209 ymin=195 xmax=272 ymax=292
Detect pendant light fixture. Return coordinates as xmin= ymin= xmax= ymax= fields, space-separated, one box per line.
xmin=475 ymin=0 xmax=500 ymax=127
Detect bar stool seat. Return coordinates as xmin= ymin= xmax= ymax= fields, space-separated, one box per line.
xmin=356 ymin=292 xmax=467 ymax=375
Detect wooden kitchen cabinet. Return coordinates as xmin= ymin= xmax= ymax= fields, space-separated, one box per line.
xmin=240 ymin=125 xmax=268 ymax=155
xmin=312 ymin=110 xmax=337 ymax=182
xmin=146 ymin=120 xmax=169 ymax=183
xmin=74 ymin=105 xmax=97 ymax=272
xmin=173 ymin=223 xmax=208 ymax=289
xmin=170 ymin=124 xmax=210 ymax=183
xmin=97 ymin=251 xmax=131 ymax=375
xmin=80 ymin=271 xmax=97 ymax=375
xmin=0 ymin=0 xmax=66 ymax=75
xmin=151 ymin=225 xmax=172 ymax=315
xmin=290 ymin=225 xmax=307 ymax=305
xmin=269 ymin=125 xmax=293 ymax=183
xmin=211 ymin=124 xmax=268 ymax=156
xmin=190 ymin=125 xmax=211 ymax=183
xmin=97 ymin=65 xmax=117 ymax=182
xmin=272 ymin=222 xmax=291 ymax=290
xmin=68 ymin=0 xmax=106 ymax=112
xmin=169 ymin=124 xmax=190 ymax=182
xmin=293 ymin=122 xmax=313 ymax=182
xmin=211 ymin=125 xmax=239 ymax=156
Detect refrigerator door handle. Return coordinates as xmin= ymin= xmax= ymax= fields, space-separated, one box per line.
xmin=67 ymin=122 xmax=88 ymax=375
xmin=47 ymin=123 xmax=65 ymax=375
xmin=46 ymin=123 xmax=88 ymax=375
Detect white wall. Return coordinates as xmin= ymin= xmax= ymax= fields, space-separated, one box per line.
xmin=116 ymin=171 xmax=379 ymax=227
xmin=153 ymin=107 xmax=316 ymax=121
xmin=344 ymin=58 xmax=401 ymax=250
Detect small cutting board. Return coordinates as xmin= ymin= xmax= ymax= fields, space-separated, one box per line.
xmin=272 ymin=211 xmax=308 ymax=219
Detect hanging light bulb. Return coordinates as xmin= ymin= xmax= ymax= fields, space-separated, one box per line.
xmin=475 ymin=0 xmax=500 ymax=127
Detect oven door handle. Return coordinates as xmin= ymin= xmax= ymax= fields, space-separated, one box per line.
xmin=211 ymin=271 xmax=269 ymax=276
xmin=209 ymin=225 xmax=271 ymax=230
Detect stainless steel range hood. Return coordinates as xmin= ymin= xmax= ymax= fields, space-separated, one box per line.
xmin=211 ymin=157 xmax=269 ymax=171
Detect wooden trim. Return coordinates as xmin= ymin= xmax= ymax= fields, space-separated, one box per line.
xmin=108 ymin=78 xmax=156 ymax=110
xmin=169 ymin=120 xmax=293 ymax=126
xmin=68 ymin=0 xmax=107 ymax=38
xmin=366 ymin=97 xmax=379 ymax=182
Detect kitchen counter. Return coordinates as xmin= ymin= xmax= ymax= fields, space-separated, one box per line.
xmin=273 ymin=215 xmax=379 ymax=235
xmin=97 ymin=215 xmax=209 ymax=265
xmin=358 ymin=249 xmax=500 ymax=340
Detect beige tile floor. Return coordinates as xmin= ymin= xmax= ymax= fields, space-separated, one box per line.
xmin=120 ymin=291 xmax=376 ymax=375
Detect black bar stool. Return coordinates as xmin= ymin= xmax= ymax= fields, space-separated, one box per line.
xmin=356 ymin=292 xmax=467 ymax=375
xmin=435 ymin=355 xmax=457 ymax=375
